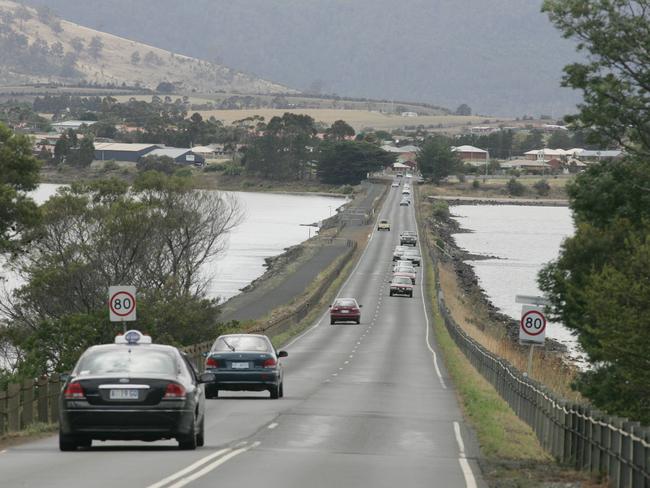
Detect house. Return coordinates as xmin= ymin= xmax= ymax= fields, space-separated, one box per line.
xmin=452 ymin=145 xmax=488 ymax=164
xmin=573 ymin=149 xmax=623 ymax=162
xmin=94 ymin=143 xmax=160 ymax=163
xmin=51 ymin=120 xmax=97 ymax=133
xmin=400 ymin=112 xmax=418 ymax=117
xmin=500 ymin=159 xmax=551 ymax=173
xmin=524 ymin=148 xmax=567 ymax=161
xmin=145 ymin=147 xmax=205 ymax=166
xmin=470 ymin=126 xmax=496 ymax=134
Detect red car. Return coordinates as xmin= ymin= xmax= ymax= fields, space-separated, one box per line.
xmin=330 ymin=298 xmax=362 ymax=324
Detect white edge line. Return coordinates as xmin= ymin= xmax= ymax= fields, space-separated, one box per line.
xmin=167 ymin=442 xmax=260 ymax=488
xmin=284 ymin=213 xmax=378 ymax=350
xmin=146 ymin=448 xmax=232 ymax=488
xmin=0 ymin=449 xmax=6 ymax=454
xmin=454 ymin=421 xmax=477 ymax=488
xmin=267 ymin=422 xmax=279 ymax=430
xmin=417 ymin=226 xmax=447 ymax=389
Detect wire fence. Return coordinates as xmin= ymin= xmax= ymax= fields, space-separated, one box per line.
xmin=424 ymin=226 xmax=650 ymax=488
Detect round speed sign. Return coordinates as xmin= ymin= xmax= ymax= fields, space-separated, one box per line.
xmin=108 ymin=286 xmax=137 ymax=322
xmin=520 ymin=309 xmax=546 ymax=336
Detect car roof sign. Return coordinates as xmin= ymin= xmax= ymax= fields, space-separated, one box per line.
xmin=115 ymin=330 xmax=152 ymax=345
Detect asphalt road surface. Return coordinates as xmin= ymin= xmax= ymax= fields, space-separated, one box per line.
xmin=0 ymin=182 xmax=484 ymax=488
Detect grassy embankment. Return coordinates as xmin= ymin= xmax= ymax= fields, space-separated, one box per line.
xmin=417 ymin=187 xmax=604 ymax=486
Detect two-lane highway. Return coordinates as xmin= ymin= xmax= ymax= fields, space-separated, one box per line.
xmin=0 ymin=182 xmax=483 ymax=488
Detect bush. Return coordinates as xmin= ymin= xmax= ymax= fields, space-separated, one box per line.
xmin=456 ymin=173 xmax=466 ymax=183
xmin=432 ymin=201 xmax=450 ymax=220
xmin=102 ymin=160 xmax=119 ymax=172
xmin=223 ymin=162 xmax=242 ymax=176
xmin=203 ymin=164 xmax=223 ymax=173
xmin=174 ymin=167 xmax=192 ymax=178
xmin=339 ymin=185 xmax=354 ymax=195
xmin=472 ymin=179 xmax=480 ymax=189
xmin=533 ymin=179 xmax=551 ymax=196
xmin=506 ymin=178 xmax=526 ymax=196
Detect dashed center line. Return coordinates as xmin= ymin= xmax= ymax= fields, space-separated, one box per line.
xmin=267 ymin=422 xmax=279 ymax=430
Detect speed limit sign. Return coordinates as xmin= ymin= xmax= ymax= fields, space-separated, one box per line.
xmin=109 ymin=286 xmax=137 ymax=322
xmin=519 ymin=305 xmax=546 ymax=344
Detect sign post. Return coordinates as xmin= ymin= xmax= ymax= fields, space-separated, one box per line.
xmin=108 ymin=286 xmax=137 ymax=332
xmin=518 ymin=303 xmax=547 ymax=377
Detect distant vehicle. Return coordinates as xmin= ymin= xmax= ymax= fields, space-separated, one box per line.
xmin=406 ymin=173 xmax=413 ymax=178
xmin=330 ymin=297 xmax=362 ymax=324
xmin=394 ymin=259 xmax=413 ymax=270
xmin=400 ymin=231 xmax=417 ymax=246
xmin=396 ymin=172 xmax=403 ymax=177
xmin=393 ymin=245 xmax=410 ymax=261
xmin=58 ymin=330 xmax=213 ymax=451
xmin=402 ymin=188 xmax=411 ymax=196
xmin=402 ymin=249 xmax=421 ymax=266
xmin=389 ymin=275 xmax=414 ymax=297
xmin=377 ymin=219 xmax=391 ymax=231
xmin=393 ymin=266 xmax=416 ymax=284
xmin=204 ymin=334 xmax=287 ymax=399
xmin=391 ymin=181 xmax=400 ymax=188
xmin=400 ymin=198 xmax=410 ymax=206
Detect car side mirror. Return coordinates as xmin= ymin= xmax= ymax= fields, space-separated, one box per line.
xmin=199 ymin=372 xmax=216 ymax=383
xmin=202 ymin=351 xmax=209 ymax=357
xmin=278 ymin=350 xmax=288 ymax=358
xmin=59 ymin=373 xmax=71 ymax=382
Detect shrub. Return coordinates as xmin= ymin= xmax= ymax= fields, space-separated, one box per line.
xmin=223 ymin=162 xmax=242 ymax=176
xmin=456 ymin=173 xmax=466 ymax=183
xmin=472 ymin=179 xmax=480 ymax=189
xmin=174 ymin=167 xmax=192 ymax=178
xmin=203 ymin=164 xmax=222 ymax=172
xmin=102 ymin=160 xmax=119 ymax=172
xmin=533 ymin=179 xmax=551 ymax=196
xmin=432 ymin=201 xmax=450 ymax=220
xmin=339 ymin=185 xmax=354 ymax=195
xmin=506 ymin=178 xmax=526 ymax=196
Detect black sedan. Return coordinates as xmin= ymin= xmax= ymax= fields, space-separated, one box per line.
xmin=58 ymin=330 xmax=213 ymax=451
xmin=204 ymin=334 xmax=287 ymax=399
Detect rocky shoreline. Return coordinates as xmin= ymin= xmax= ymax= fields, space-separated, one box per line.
xmin=430 ymin=208 xmax=569 ymax=355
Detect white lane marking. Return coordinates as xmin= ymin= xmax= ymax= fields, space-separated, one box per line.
xmin=349 ymin=355 xmax=354 ymax=358
xmin=165 ymin=442 xmax=260 ymax=488
xmin=284 ymin=221 xmax=377 ymax=350
xmin=339 ymin=367 xmax=344 ymax=370
xmin=454 ymin=422 xmax=477 ymax=488
xmin=268 ymin=422 xmax=279 ymax=430
xmin=417 ymin=232 xmax=447 ymax=389
xmin=332 ymin=373 xmax=338 ymax=376
xmin=0 ymin=449 xmax=6 ymax=454
xmin=146 ymin=448 xmax=232 ymax=488
xmin=344 ymin=361 xmax=349 ymax=364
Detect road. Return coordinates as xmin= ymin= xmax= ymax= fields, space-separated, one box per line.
xmin=0 ymin=182 xmax=484 ymax=488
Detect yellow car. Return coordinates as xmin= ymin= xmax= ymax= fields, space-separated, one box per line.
xmin=377 ymin=219 xmax=391 ymax=231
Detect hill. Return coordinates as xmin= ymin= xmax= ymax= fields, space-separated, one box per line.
xmin=24 ymin=0 xmax=582 ymax=117
xmin=0 ymin=0 xmax=290 ymax=94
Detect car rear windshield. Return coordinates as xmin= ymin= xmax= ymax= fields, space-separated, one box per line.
xmin=393 ymin=277 xmax=412 ymax=285
xmin=76 ymin=348 xmax=178 ymax=376
xmin=334 ymin=299 xmax=357 ymax=307
xmin=395 ymin=267 xmax=414 ymax=273
xmin=212 ymin=336 xmax=272 ymax=352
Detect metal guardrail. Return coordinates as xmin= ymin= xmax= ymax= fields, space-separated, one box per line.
xmin=422 ymin=226 xmax=650 ymax=488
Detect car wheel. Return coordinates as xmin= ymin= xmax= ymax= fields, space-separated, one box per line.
xmin=330 ymin=318 xmax=335 ymax=325
xmin=356 ymin=318 xmax=360 ymax=324
xmin=196 ymin=416 xmax=205 ymax=447
xmin=409 ymin=292 xmax=413 ymax=298
xmin=279 ymin=382 xmax=284 ymax=398
xmin=59 ymin=431 xmax=79 ymax=451
xmin=389 ymin=291 xmax=393 ymax=296
xmin=205 ymin=385 xmax=219 ymax=399
xmin=178 ymin=416 xmax=198 ymax=450
xmin=270 ymin=384 xmax=280 ymax=399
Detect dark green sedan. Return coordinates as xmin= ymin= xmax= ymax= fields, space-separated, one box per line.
xmin=204 ymin=334 xmax=288 ymax=399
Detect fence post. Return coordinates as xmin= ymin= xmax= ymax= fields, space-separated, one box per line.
xmin=21 ymin=378 xmax=34 ymax=429
xmin=630 ymin=425 xmax=646 ymax=488
xmin=620 ymin=421 xmax=636 ymax=488
xmin=590 ymin=411 xmax=603 ymax=475
xmin=609 ymin=418 xmax=623 ymax=488
xmin=48 ymin=377 xmax=60 ymax=424
xmin=7 ymin=383 xmax=21 ymax=432
xmin=0 ymin=389 xmax=6 ymax=435
xmin=37 ymin=377 xmax=49 ymax=424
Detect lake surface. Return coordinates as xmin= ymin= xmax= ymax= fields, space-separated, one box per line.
xmin=2 ymin=184 xmax=347 ymax=302
xmin=450 ymin=205 xmax=583 ymax=358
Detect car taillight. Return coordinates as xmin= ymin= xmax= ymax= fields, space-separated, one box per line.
xmin=206 ymin=356 xmax=220 ymax=368
xmin=63 ymin=382 xmax=85 ymax=400
xmin=263 ymin=358 xmax=277 ymax=368
xmin=331 ymin=307 xmax=340 ymax=312
xmin=163 ymin=383 xmax=186 ymax=400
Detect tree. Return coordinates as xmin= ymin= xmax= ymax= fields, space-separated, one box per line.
xmin=325 ymin=120 xmax=355 ymax=141
xmin=0 ymin=124 xmax=41 ymax=254
xmin=455 ymin=103 xmax=472 ymax=116
xmin=88 ymin=36 xmax=104 ymax=59
xmin=316 ymin=141 xmax=396 ymax=185
xmin=70 ymin=37 xmax=84 ymax=54
xmin=137 ymin=155 xmax=177 ymax=175
xmin=75 ymin=136 xmax=95 ymax=167
xmin=130 ymin=51 xmax=141 ymax=65
xmin=156 ymin=81 xmax=175 ymax=93
xmin=0 ymin=175 xmax=243 ymax=377
xmin=53 ymin=133 xmax=70 ymax=164
xmin=547 ymin=129 xmax=573 ymax=149
xmin=539 ymin=0 xmax=650 ymax=423
xmin=416 ymin=136 xmax=461 ymax=184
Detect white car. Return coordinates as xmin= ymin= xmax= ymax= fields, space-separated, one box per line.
xmin=391 ymin=182 xmax=400 ymax=188
xmin=400 ymin=198 xmax=410 ymax=206
xmin=402 ymin=188 xmax=411 ymax=195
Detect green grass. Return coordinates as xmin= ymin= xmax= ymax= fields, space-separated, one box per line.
xmin=423 ymin=254 xmax=551 ymax=462
xmin=0 ymin=422 xmax=58 ymax=448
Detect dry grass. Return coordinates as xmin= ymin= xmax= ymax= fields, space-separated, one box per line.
xmin=419 ymin=178 xmax=571 ymax=200
xmin=194 ymin=108 xmax=488 ymax=131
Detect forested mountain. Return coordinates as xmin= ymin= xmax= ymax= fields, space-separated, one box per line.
xmin=0 ymin=0 xmax=289 ymax=93
xmin=23 ymin=0 xmax=581 ymax=116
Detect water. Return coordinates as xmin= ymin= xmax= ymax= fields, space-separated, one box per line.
xmin=449 ymin=205 xmax=583 ymax=357
xmin=2 ymin=184 xmax=346 ymax=302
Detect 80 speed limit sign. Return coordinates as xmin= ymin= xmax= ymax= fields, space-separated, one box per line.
xmin=519 ymin=305 xmax=546 ymax=344
xmin=109 ymin=286 xmax=136 ymax=322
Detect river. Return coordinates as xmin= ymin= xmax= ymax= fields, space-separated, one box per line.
xmin=2 ymin=184 xmax=347 ymax=302
xmin=449 ymin=204 xmax=585 ymax=359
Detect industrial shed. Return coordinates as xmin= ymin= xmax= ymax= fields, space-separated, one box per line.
xmin=94 ymin=143 xmax=159 ymax=163
xmin=145 ymin=147 xmax=205 ymax=166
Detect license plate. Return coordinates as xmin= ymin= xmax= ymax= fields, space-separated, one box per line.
xmin=340 ymin=310 xmax=349 ymax=313
xmin=110 ymin=389 xmax=139 ymax=400
xmin=231 ymin=362 xmax=249 ymax=369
